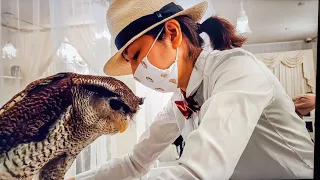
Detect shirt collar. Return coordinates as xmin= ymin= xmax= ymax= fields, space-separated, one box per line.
xmin=185 ymin=49 xmax=210 ymax=98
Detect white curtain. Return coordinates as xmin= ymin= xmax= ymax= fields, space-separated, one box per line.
xmin=0 ymin=0 xmax=120 ymax=179
xmin=255 ymin=50 xmax=315 ymax=98
xmin=243 ymin=40 xmax=317 ymax=70
xmin=66 ymin=26 xmax=113 ymax=76
xmin=14 ymin=31 xmax=57 ymax=87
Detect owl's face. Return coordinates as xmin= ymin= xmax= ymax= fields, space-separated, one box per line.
xmin=70 ymin=74 xmax=144 ymax=135
xmin=87 ymin=94 xmax=135 ymax=134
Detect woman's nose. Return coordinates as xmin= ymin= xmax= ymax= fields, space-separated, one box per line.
xmin=123 ymin=48 xmax=133 ymax=62
xmin=122 ymin=48 xmax=138 ymax=73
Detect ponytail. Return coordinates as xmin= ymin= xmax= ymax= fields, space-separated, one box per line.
xmin=199 ymin=16 xmax=246 ymax=50
xmin=146 ymin=15 xmax=246 ymax=60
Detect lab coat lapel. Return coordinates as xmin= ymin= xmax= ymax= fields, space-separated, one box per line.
xmin=185 ymin=49 xmax=209 ymax=98
xmin=172 ymin=50 xmax=210 ymax=138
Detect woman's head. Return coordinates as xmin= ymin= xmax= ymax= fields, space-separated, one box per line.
xmin=124 ymin=15 xmax=246 ymax=71
xmin=123 ymin=15 xmax=246 ymax=91
xmin=122 ymin=18 xmax=184 ymax=74
xmin=104 ymin=0 xmax=245 ymax=92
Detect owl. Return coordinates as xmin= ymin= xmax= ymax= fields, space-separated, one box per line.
xmin=0 ymin=72 xmax=144 ymax=180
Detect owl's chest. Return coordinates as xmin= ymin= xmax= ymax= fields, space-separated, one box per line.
xmin=0 ymin=113 xmax=88 ymax=179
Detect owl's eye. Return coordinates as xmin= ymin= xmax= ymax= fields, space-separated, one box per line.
xmin=109 ymin=99 xmax=122 ymax=111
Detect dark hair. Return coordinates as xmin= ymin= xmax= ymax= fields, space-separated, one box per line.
xmin=146 ymin=15 xmax=246 ymax=60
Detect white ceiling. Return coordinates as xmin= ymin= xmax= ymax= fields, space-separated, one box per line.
xmin=1 ymin=0 xmax=318 ymax=44
xmin=210 ymin=0 xmax=318 ymax=44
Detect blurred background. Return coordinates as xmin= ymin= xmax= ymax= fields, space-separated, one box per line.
xmin=0 ymin=0 xmax=317 ymax=179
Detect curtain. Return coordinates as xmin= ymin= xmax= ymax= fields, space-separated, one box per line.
xmin=14 ymin=31 xmax=58 ymax=87
xmin=0 ymin=0 xmax=120 ymax=179
xmin=0 ymin=30 xmax=59 ymax=104
xmin=0 ymin=0 xmax=22 ymax=106
xmin=243 ymin=40 xmax=317 ymax=70
xmin=255 ymin=49 xmax=315 ymax=98
xmin=66 ymin=26 xmax=113 ymax=76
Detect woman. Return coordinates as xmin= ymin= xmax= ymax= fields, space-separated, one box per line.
xmin=71 ymin=0 xmax=314 ymax=179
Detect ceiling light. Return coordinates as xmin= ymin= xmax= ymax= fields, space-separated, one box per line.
xmin=2 ymin=42 xmax=17 ymax=59
xmin=236 ymin=0 xmax=252 ymax=34
xmin=2 ymin=13 xmax=17 ymax=59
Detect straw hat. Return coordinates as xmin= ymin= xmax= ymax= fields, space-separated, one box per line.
xmin=104 ymin=0 xmax=208 ymax=76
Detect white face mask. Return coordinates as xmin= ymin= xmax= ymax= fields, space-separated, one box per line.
xmin=133 ymin=28 xmax=179 ymax=93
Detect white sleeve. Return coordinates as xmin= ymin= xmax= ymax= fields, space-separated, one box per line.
xmin=74 ymin=99 xmax=180 ymax=180
xmin=148 ymin=55 xmax=274 ymax=180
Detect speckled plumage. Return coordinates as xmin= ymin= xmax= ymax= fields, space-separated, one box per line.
xmin=0 ymin=72 xmax=143 ymax=180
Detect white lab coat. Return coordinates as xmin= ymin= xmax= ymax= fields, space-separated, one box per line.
xmin=75 ymin=48 xmax=314 ymax=180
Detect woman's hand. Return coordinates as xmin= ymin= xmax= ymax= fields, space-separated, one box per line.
xmin=293 ymin=93 xmax=316 ymax=116
xmin=66 ymin=178 xmax=75 ymax=180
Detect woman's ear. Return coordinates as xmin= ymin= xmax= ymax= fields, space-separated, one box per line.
xmin=164 ymin=19 xmax=182 ymax=49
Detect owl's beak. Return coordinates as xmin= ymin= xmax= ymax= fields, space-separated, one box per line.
xmin=119 ymin=115 xmax=131 ymax=133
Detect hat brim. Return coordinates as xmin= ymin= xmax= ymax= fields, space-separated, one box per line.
xmin=104 ymin=1 xmax=209 ymax=76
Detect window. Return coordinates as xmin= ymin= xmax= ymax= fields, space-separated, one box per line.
xmin=94 ymin=30 xmax=111 ymax=40
xmin=56 ymin=38 xmax=90 ymax=74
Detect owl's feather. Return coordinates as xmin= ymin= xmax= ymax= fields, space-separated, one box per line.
xmin=0 ymin=73 xmax=72 ymax=154
xmin=0 ymin=72 xmax=143 ymax=180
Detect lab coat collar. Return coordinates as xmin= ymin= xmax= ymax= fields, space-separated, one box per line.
xmin=185 ymin=49 xmax=210 ymax=98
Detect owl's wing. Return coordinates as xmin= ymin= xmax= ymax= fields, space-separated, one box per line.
xmin=0 ymin=73 xmax=73 ymax=154
xmin=37 ymin=153 xmax=76 ymax=180
xmin=0 ymin=73 xmax=68 ymax=116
